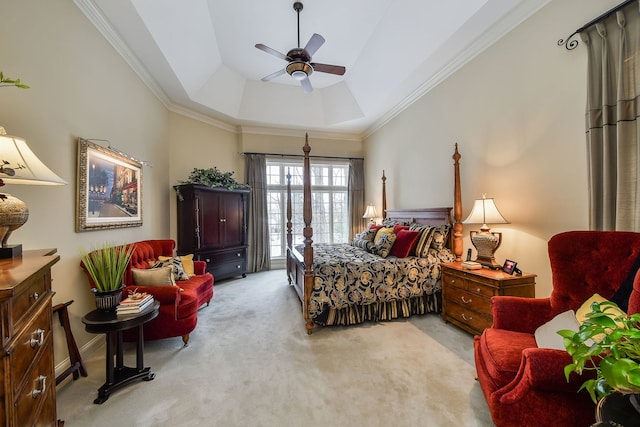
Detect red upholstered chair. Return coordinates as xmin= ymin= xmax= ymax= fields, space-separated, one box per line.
xmin=474 ymin=231 xmax=640 ymax=427
xmin=82 ymin=239 xmax=214 ymax=346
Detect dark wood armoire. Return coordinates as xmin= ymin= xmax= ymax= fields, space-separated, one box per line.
xmin=175 ymin=184 xmax=249 ymax=281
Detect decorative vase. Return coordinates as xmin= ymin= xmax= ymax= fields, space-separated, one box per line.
xmin=594 ymin=392 xmax=640 ymax=426
xmin=92 ymin=287 xmax=123 ymax=311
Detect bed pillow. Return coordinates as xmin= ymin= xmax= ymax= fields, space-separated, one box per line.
xmin=371 ymin=233 xmax=397 ymax=258
xmin=373 ymin=227 xmax=394 ymax=245
xmin=391 ymin=230 xmax=420 ymax=258
xmin=158 ymin=254 xmax=195 ymax=277
xmin=351 ymin=229 xmax=376 ymax=251
xmin=534 ymin=310 xmax=580 ymax=350
xmin=430 ymin=224 xmax=451 ymax=251
xmin=151 ymin=257 xmax=190 ymax=281
xmin=410 ymin=224 xmax=437 ymax=257
xmin=393 ymin=224 xmax=409 ymax=234
xmin=131 ymin=266 xmax=176 ymax=287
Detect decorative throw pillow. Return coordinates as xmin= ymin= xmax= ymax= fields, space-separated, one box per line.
xmin=575 ymin=293 xmax=627 ymax=343
xmin=158 ymin=254 xmax=195 ymax=277
xmin=430 ymin=224 xmax=451 ymax=251
xmin=373 ymin=227 xmax=394 ymax=245
xmin=131 ymin=266 xmax=176 ymax=287
xmin=410 ymin=224 xmax=436 ymax=257
xmin=152 ymin=257 xmax=190 ymax=281
xmin=391 ymin=230 xmax=420 ymax=258
xmin=371 ymin=233 xmax=397 ymax=258
xmin=393 ymin=224 xmax=409 ymax=234
xmin=534 ymin=310 xmax=580 ymax=350
xmin=351 ymin=229 xmax=376 ymax=251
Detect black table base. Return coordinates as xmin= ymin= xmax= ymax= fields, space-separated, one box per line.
xmin=83 ymin=302 xmax=159 ymax=404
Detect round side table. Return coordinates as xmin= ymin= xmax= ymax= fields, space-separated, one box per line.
xmin=82 ymin=301 xmax=159 ymax=404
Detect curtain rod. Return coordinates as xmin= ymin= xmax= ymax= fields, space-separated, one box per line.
xmin=241 ymin=151 xmax=364 ymax=161
xmin=558 ymin=0 xmax=636 ymax=50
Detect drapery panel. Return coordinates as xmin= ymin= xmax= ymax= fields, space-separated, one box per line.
xmin=245 ymin=154 xmax=271 ymax=272
xmin=581 ymin=1 xmax=640 ymax=231
xmin=348 ymin=158 xmax=365 ymax=240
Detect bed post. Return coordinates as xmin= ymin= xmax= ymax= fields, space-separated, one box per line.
xmin=286 ymin=169 xmax=292 ymax=284
xmin=452 ymin=144 xmax=463 ymax=261
xmin=302 ymin=134 xmax=314 ymax=334
xmin=381 ymin=170 xmax=387 ymax=220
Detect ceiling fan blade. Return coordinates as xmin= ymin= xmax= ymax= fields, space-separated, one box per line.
xmin=301 ymin=77 xmax=313 ymax=94
xmin=261 ymin=69 xmax=286 ymax=82
xmin=311 ymin=63 xmax=346 ymax=76
xmin=304 ymin=33 xmax=325 ymax=57
xmin=255 ymin=43 xmax=290 ymax=61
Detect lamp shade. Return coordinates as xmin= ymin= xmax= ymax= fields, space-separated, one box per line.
xmin=362 ymin=204 xmax=378 ymax=220
xmin=462 ymin=196 xmax=508 ymax=228
xmin=0 ymin=131 xmax=66 ymax=185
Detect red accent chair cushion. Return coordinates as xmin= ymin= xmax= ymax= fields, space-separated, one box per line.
xmin=474 ymin=230 xmax=640 ymax=427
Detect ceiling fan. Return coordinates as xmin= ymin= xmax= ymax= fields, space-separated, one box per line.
xmin=255 ymin=1 xmax=346 ymax=94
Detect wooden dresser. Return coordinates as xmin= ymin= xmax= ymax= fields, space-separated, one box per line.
xmin=0 ymin=249 xmax=59 ymax=426
xmin=175 ymin=184 xmax=249 ymax=280
xmin=441 ymin=262 xmax=536 ymax=335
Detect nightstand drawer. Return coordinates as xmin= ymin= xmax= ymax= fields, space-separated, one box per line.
xmin=444 ymin=301 xmax=492 ymax=333
xmin=445 ymin=286 xmax=491 ymax=314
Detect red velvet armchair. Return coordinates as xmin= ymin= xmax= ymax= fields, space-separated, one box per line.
xmin=474 ymin=231 xmax=640 ymax=427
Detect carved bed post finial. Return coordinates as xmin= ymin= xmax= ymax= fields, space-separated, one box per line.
xmin=382 ymin=170 xmax=387 ymax=220
xmin=452 ymin=143 xmax=463 ymax=261
xmin=302 ymin=133 xmax=314 ymax=334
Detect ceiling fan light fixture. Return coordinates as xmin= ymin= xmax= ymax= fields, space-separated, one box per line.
xmin=286 ymin=61 xmax=313 ymax=80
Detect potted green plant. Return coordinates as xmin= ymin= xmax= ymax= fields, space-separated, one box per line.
xmin=79 ymin=242 xmax=134 ymax=311
xmin=559 ymin=300 xmax=640 ymax=421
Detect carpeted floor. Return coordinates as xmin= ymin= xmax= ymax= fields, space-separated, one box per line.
xmin=56 ymin=269 xmax=493 ymax=426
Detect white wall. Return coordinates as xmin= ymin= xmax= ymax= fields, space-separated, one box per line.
xmin=364 ymin=0 xmax=622 ymax=297
xmin=0 ymin=0 xmax=170 ymax=364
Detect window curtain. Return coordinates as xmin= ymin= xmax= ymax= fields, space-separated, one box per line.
xmin=348 ymin=158 xmax=366 ymax=240
xmin=245 ymin=154 xmax=270 ymax=272
xmin=581 ymin=1 xmax=640 ymax=231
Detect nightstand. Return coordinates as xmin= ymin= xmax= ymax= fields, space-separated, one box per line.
xmin=441 ymin=262 xmax=536 ymax=335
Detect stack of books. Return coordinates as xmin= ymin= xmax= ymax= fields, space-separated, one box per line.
xmin=116 ymin=293 xmax=154 ymax=316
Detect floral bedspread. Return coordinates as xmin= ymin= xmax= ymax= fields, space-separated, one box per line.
xmin=296 ymin=243 xmax=455 ymax=322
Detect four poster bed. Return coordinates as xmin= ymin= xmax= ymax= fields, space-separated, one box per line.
xmin=286 ymin=135 xmax=463 ymax=334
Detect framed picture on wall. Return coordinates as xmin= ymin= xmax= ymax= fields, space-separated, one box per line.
xmin=76 ymin=138 xmax=142 ymax=231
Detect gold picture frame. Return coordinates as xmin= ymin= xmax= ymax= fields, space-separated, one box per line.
xmin=76 ymin=138 xmax=142 ymax=231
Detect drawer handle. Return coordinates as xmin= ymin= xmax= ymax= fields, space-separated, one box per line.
xmin=460 ymin=296 xmax=472 ymax=304
xmin=461 ymin=313 xmax=473 ymax=322
xmin=32 ymin=375 xmax=47 ymax=399
xmin=32 ymin=292 xmax=40 ymax=301
xmin=236 ymin=265 xmax=241 ymax=269
xmin=206 ymin=259 xmax=211 ymax=263
xmin=237 ymin=253 xmax=241 ymax=257
xmin=30 ymin=328 xmax=45 ymax=348
xmin=220 ymin=218 xmax=227 ymax=223
xmin=476 ymin=288 xmax=481 ymax=293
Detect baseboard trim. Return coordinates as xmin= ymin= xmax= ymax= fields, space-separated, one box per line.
xmin=55 ymin=335 xmax=104 ymax=383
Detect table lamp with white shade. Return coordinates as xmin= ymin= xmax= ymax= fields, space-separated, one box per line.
xmin=462 ymin=194 xmax=509 ymax=269
xmin=0 ymin=127 xmax=67 ymax=258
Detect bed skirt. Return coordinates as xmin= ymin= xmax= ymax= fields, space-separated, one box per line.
xmin=312 ymin=291 xmax=442 ymax=326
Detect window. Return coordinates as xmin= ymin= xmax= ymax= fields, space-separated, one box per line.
xmin=267 ymin=158 xmax=349 ymax=258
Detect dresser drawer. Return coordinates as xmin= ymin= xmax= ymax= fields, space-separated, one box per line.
xmin=11 ymin=272 xmax=50 ymax=335
xmin=14 ymin=338 xmax=53 ymax=427
xmin=211 ymin=260 xmax=247 ymax=279
xmin=10 ymin=299 xmax=52 ymax=396
xmin=198 ymin=248 xmax=246 ymax=265
xmin=445 ymin=301 xmax=492 ymax=333
xmin=445 ymin=286 xmax=491 ymax=314
xmin=444 ymin=273 xmax=496 ymax=298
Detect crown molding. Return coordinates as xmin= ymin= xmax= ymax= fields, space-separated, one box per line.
xmin=363 ymin=0 xmax=551 ymax=139
xmin=239 ymin=125 xmax=361 ymax=142
xmin=73 ymin=0 xmax=172 ymax=109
